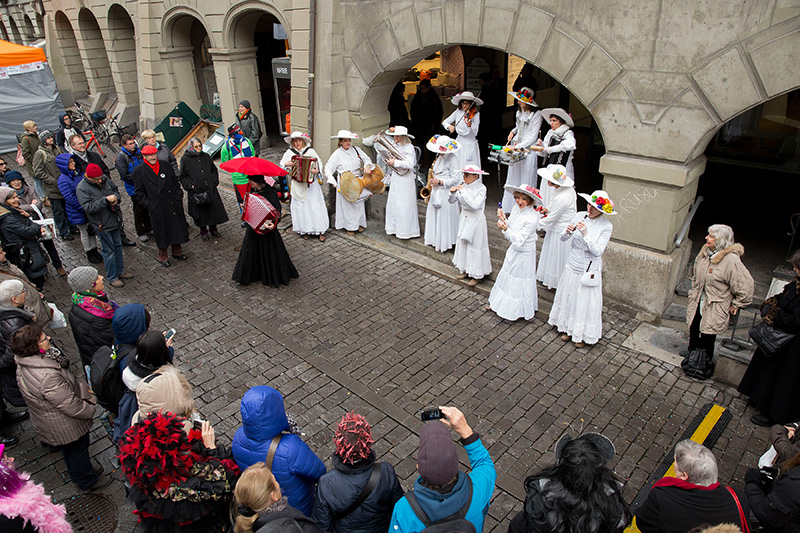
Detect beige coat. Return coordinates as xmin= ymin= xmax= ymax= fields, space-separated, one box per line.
xmin=15 ymin=354 xmax=95 ymax=446
xmin=131 ymin=364 xmax=196 ymax=431
xmin=686 ymin=243 xmax=754 ymax=335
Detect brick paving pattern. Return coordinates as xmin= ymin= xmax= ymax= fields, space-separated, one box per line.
xmin=2 ymin=154 xmax=770 ymax=532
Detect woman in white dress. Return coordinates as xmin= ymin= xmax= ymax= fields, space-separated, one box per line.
xmin=381 ymin=126 xmax=419 ymax=239
xmin=502 ymin=88 xmax=542 ymax=215
xmin=280 ymin=131 xmax=329 ymax=242
xmin=548 ymin=190 xmax=616 ymax=348
xmin=536 ymin=108 xmax=576 ymax=208
xmin=442 ymin=91 xmax=482 ymax=170
xmin=424 ymin=135 xmax=462 ymax=252
xmin=324 ymin=129 xmax=374 ymax=235
xmin=448 ymin=164 xmax=492 ymax=287
xmin=487 ymin=184 xmax=542 ymax=320
xmin=536 ymin=164 xmax=577 ymax=289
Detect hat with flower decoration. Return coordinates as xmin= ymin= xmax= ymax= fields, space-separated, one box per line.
xmin=578 ymin=190 xmax=616 ymax=215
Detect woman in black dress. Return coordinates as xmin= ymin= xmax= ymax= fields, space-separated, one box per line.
xmin=739 ymin=249 xmax=800 ymax=426
xmin=179 ymin=137 xmax=229 ymax=240
xmin=232 ymin=175 xmax=298 ymax=287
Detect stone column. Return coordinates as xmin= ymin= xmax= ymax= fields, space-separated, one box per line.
xmin=159 ymin=46 xmax=203 ymax=113
xmin=598 ymin=153 xmax=707 ymax=318
xmin=209 ymin=47 xmax=261 ymax=131
xmin=288 ymin=2 xmax=310 ymax=132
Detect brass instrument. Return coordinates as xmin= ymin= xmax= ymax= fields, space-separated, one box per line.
xmin=373 ymin=132 xmax=410 ymax=176
xmin=420 ymin=162 xmax=436 ymax=203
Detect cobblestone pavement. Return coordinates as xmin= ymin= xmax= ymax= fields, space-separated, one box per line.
xmin=2 ymin=153 xmax=769 ymax=532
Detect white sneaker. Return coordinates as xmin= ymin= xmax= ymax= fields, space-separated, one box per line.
xmin=138 ymin=235 xmax=149 ymax=243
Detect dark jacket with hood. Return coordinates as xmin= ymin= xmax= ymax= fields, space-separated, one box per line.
xmin=75 ymin=174 xmax=122 ymax=233
xmin=114 ymin=145 xmax=143 ymax=196
xmin=0 ymin=202 xmax=48 ymax=283
xmin=746 ymin=466 xmax=800 ymax=533
xmin=55 ymin=113 xmax=85 ymax=154
xmin=232 ymin=385 xmax=327 ymax=516
xmin=68 ymin=293 xmax=116 ymax=368
xmin=251 ymin=498 xmax=326 ymax=533
xmin=0 ymin=304 xmax=34 ymax=407
xmin=111 ymin=304 xmax=151 ymax=442
xmin=32 ymin=141 xmax=63 ymax=199
xmin=311 ymin=451 xmax=403 ymax=533
xmin=236 ymin=109 xmax=262 ymax=147
xmin=56 ymin=153 xmax=89 ymax=225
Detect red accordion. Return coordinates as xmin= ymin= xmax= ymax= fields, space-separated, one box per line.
xmin=241 ymin=192 xmax=280 ymax=234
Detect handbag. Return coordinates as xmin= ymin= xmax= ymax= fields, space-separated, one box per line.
xmin=749 ymin=321 xmax=795 ymax=356
xmin=681 ymin=348 xmax=714 ymax=380
xmin=580 ymin=261 xmax=601 ymax=287
xmin=191 ymin=191 xmax=211 ymax=206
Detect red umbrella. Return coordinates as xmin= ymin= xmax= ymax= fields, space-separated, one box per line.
xmin=220 ymin=157 xmax=284 ymax=183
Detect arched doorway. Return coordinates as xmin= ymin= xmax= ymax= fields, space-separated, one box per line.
xmin=35 ymin=12 xmax=44 ymax=36
xmin=226 ymin=7 xmax=291 ymax=144
xmin=107 ymin=4 xmax=140 ymax=113
xmin=0 ymin=20 xmax=8 ymax=42
xmin=54 ymin=11 xmax=89 ymax=100
xmin=161 ymin=11 xmax=215 ymax=112
xmin=77 ymin=8 xmax=116 ymax=97
xmin=8 ymin=17 xmax=23 ymax=44
xmin=22 ymin=14 xmax=35 ymax=41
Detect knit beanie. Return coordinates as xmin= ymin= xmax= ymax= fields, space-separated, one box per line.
xmin=68 ymin=266 xmax=98 ymax=294
xmin=85 ymin=163 xmax=103 ymax=178
xmin=0 ymin=187 xmax=16 ymax=204
xmin=417 ymin=422 xmax=458 ymax=486
xmin=38 ymin=130 xmax=55 ymax=143
xmin=239 ymin=100 xmax=251 ymax=110
xmin=4 ymin=170 xmax=23 ymax=185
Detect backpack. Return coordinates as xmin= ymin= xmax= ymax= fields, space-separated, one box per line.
xmin=255 ymin=517 xmax=304 ymax=533
xmin=90 ymin=345 xmax=126 ymax=415
xmin=405 ymin=476 xmax=477 ymax=533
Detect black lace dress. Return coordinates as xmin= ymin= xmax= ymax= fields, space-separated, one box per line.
xmin=232 ymin=185 xmax=298 ymax=287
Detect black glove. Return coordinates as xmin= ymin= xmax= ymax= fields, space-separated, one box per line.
xmin=745 ymin=467 xmax=763 ymax=486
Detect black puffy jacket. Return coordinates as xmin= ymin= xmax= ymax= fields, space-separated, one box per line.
xmin=68 ymin=301 xmax=115 ymax=368
xmin=747 ymin=467 xmax=800 ymax=533
xmin=311 ymin=452 xmax=404 ymax=533
xmin=0 ymin=304 xmax=34 ymax=407
xmin=0 ymin=203 xmax=48 ymax=283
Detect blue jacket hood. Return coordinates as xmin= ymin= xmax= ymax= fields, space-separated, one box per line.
xmin=240 ymin=385 xmax=290 ymax=440
xmin=412 ymin=472 xmax=470 ymax=522
xmin=112 ymin=304 xmax=148 ymax=345
xmin=55 ymin=153 xmax=77 ymax=176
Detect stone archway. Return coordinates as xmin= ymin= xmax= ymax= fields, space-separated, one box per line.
xmin=0 ymin=19 xmax=8 ymax=42
xmin=7 ymin=16 xmax=23 ymax=44
xmin=22 ymin=14 xmax=35 ymax=41
xmin=107 ymin=4 xmax=140 ymax=123
xmin=53 ymin=11 xmax=89 ymax=102
xmin=77 ymin=8 xmax=116 ymax=97
xmin=160 ymin=9 xmax=215 ymax=112
xmin=35 ymin=12 xmax=44 ymax=36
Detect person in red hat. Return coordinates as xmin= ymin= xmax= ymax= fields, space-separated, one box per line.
xmin=132 ymin=145 xmax=189 ymax=266
xmin=75 ymin=163 xmax=132 ymax=287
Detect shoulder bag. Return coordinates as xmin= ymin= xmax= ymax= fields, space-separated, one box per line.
xmin=749 ymin=321 xmax=795 ymax=356
xmin=331 ymin=462 xmax=382 ymax=521
xmin=191 ymin=191 xmax=211 ymax=206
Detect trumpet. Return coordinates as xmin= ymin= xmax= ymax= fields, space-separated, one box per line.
xmin=373 ymin=132 xmax=410 ymax=176
xmin=420 ymin=165 xmax=435 ymax=203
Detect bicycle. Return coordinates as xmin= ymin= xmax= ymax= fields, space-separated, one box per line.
xmin=74 ymin=102 xmax=119 ymax=156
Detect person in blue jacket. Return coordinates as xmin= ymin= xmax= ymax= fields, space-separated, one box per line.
xmin=232 ymin=385 xmax=326 ymax=516
xmin=56 ymin=153 xmax=102 ymax=264
xmin=389 ymin=406 xmax=497 ymax=533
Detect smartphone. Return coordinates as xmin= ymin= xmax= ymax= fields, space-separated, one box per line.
xmin=193 ymin=419 xmax=204 ymax=431
xmin=420 ymin=409 xmax=445 ymax=422
xmin=165 ymin=328 xmax=177 ymax=342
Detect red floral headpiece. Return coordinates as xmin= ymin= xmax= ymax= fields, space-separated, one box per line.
xmin=334 ymin=412 xmax=374 ymax=464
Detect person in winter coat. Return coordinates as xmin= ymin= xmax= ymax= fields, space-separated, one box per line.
xmin=179 ymin=137 xmax=228 ymax=240
xmin=54 ymin=112 xmax=85 ymax=154
xmin=388 ymin=81 xmax=411 ymax=128
xmin=0 ymin=281 xmax=31 ymax=447
xmin=232 ymin=385 xmax=326 ymax=516
xmin=32 ymin=130 xmax=73 ymax=240
xmin=236 ymin=100 xmax=263 ymax=151
xmin=508 ymin=432 xmax=630 ymax=533
xmin=56 ymin=153 xmax=102 ymax=264
xmin=141 ymin=129 xmax=179 ymax=176
xmin=115 ymin=135 xmax=152 ymax=241
xmin=685 ymin=224 xmax=754 ymax=362
xmin=18 ymin=122 xmax=40 ymax=194
xmin=635 ymin=440 xmax=747 ymax=533
xmin=389 ymin=406 xmax=496 ymax=533
xmin=0 ymin=188 xmax=49 ymax=289
xmin=739 ymin=249 xmax=800 ymax=426
xmin=66 ymin=267 xmax=117 ymax=368
xmin=745 ymin=450 xmax=800 ymax=532
xmin=0 ymin=248 xmax=51 ymax=328
xmin=767 ymin=422 xmax=800 ymax=466
xmin=118 ymin=411 xmax=240 ymax=533
xmin=128 ymin=336 xmax=185 ymax=427
xmin=233 ymin=462 xmax=326 ymax=533
xmin=11 ymin=324 xmax=111 ymax=491
xmin=133 ymin=145 xmax=189 ymax=267
xmin=311 ymin=412 xmax=403 ymax=533
xmin=0 ymin=443 xmax=73 ymax=533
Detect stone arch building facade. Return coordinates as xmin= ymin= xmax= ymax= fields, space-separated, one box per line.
xmin=1 ymin=0 xmax=45 ymax=45
xmin=41 ymin=0 xmax=800 ymax=316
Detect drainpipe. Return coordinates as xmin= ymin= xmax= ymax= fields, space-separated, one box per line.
xmin=307 ymin=0 xmax=316 ymax=139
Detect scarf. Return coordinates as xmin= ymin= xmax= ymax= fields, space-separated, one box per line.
xmin=652 ymin=476 xmax=720 ymax=491
xmin=41 ymin=345 xmax=69 ymax=369
xmin=260 ymin=496 xmax=290 ymax=516
xmin=0 ymin=471 xmax=72 ymax=533
xmin=72 ymin=150 xmax=88 ymax=163
xmin=552 ymin=123 xmax=570 ymax=138
xmin=144 ymin=158 xmax=160 ymax=176
xmin=229 ymin=136 xmax=253 ymax=158
xmin=72 ymin=291 xmax=118 ymax=319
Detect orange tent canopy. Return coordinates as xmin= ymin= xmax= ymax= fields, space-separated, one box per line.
xmin=0 ymin=39 xmax=46 ymax=68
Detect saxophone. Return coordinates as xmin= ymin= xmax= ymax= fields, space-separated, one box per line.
xmin=420 ymin=165 xmax=435 ymax=204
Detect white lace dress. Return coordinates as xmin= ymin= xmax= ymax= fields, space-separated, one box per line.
xmin=442 ymin=109 xmax=480 ymax=170
xmin=384 ymin=141 xmax=419 ymax=239
xmin=448 ymin=179 xmax=492 ymax=279
xmin=536 ymin=185 xmax=577 ymax=289
xmin=324 ymin=146 xmax=373 ymax=231
xmin=280 ymin=147 xmax=329 ymax=235
xmin=502 ymin=109 xmax=542 ymax=213
xmin=424 ymin=153 xmax=461 ymax=252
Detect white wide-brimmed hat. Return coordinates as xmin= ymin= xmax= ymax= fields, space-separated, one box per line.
xmin=537 ymin=164 xmax=574 ymax=188
xmin=384 ymin=125 xmax=414 ymax=139
xmin=426 ymin=134 xmax=461 ymax=154
xmin=285 ymin=131 xmax=311 ymax=145
xmin=578 ymin=190 xmax=617 ymax=215
xmin=541 ymin=107 xmax=574 ymax=128
xmin=504 ymin=184 xmax=543 ymax=207
xmin=508 ymin=87 xmax=538 ymax=107
xmin=331 ymin=129 xmax=359 ymax=140
xmin=460 ymin=164 xmax=489 ymax=175
xmin=452 ymin=91 xmax=484 ymax=106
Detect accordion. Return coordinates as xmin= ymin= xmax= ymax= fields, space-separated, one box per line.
xmin=291 ymin=155 xmax=316 ymax=183
xmin=241 ymin=192 xmax=280 ymax=234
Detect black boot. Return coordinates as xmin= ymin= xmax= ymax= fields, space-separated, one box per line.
xmin=87 ymin=249 xmax=103 ymax=264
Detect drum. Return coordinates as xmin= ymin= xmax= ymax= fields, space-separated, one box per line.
xmin=241 ymin=193 xmax=280 ymax=234
xmin=339 ymin=165 xmax=386 ymax=203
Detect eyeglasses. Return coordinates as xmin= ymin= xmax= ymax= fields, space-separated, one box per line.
xmin=37 ymin=335 xmax=50 ymax=345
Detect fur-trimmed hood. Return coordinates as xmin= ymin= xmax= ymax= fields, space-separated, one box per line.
xmin=703 ymin=242 xmax=744 ymax=264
